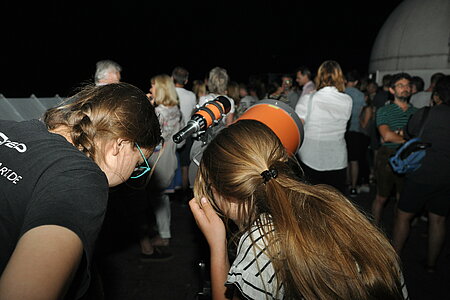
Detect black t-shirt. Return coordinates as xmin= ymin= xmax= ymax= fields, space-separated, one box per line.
xmin=373 ymin=90 xmax=390 ymax=109
xmin=0 ymin=119 xmax=109 ymax=299
xmin=405 ymin=104 xmax=450 ymax=185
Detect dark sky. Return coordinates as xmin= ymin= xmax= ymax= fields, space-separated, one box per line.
xmin=1 ymin=0 xmax=403 ymax=97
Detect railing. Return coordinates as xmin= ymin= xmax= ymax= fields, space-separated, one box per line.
xmin=0 ymin=94 xmax=64 ymax=121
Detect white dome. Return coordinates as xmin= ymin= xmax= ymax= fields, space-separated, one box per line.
xmin=369 ymin=0 xmax=450 ymax=85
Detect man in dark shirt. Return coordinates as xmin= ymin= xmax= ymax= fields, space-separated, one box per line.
xmin=373 ymin=74 xmax=392 ymax=109
xmin=392 ymin=75 xmax=450 ymax=272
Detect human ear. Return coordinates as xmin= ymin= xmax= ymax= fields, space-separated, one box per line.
xmin=112 ymin=138 xmax=129 ymax=156
xmin=389 ymin=87 xmax=395 ymax=95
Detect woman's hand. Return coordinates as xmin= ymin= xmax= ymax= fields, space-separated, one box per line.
xmin=189 ymin=197 xmax=226 ymax=251
xmin=189 ymin=198 xmax=230 ymax=300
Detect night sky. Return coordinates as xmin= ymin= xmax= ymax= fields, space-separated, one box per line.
xmin=1 ymin=0 xmax=403 ymax=97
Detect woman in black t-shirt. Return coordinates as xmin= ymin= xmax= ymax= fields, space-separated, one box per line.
xmin=0 ymin=83 xmax=161 ymax=299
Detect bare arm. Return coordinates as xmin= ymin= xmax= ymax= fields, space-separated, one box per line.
xmin=190 ymin=198 xmax=230 ymax=300
xmin=360 ymin=106 xmax=373 ymax=129
xmin=378 ymin=124 xmax=405 ymax=144
xmin=210 ymin=240 xmax=231 ymax=300
xmin=0 ymin=225 xmax=83 ymax=300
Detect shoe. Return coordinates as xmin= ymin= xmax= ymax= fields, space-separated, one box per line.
xmin=349 ymin=188 xmax=358 ymax=197
xmin=420 ymin=215 xmax=429 ymax=222
xmin=425 ymin=265 xmax=436 ymax=273
xmin=150 ymin=235 xmax=170 ymax=247
xmin=140 ymin=247 xmax=173 ymax=262
xmin=358 ymin=185 xmax=370 ymax=193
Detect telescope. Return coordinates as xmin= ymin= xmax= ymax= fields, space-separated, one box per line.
xmin=188 ymin=99 xmax=304 ymax=185
xmin=173 ymin=96 xmax=231 ymax=144
xmin=237 ymin=99 xmax=304 ymax=155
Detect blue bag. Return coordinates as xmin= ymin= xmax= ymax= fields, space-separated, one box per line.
xmin=389 ymin=107 xmax=431 ymax=174
xmin=389 ymin=137 xmax=430 ymax=174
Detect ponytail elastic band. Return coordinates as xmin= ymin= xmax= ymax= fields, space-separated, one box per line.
xmin=261 ymin=168 xmax=278 ymax=183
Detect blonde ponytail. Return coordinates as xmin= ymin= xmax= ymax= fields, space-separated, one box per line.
xmin=195 ymin=119 xmax=404 ymax=300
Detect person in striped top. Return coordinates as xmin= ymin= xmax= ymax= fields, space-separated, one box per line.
xmin=371 ymin=73 xmax=418 ymax=226
xmin=189 ymin=119 xmax=408 ymax=300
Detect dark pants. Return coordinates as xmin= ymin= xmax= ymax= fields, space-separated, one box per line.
xmin=375 ymin=146 xmax=404 ymax=197
xmin=300 ymin=162 xmax=347 ymax=195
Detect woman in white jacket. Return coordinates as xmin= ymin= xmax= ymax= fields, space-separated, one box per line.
xmin=295 ymin=60 xmax=352 ymax=194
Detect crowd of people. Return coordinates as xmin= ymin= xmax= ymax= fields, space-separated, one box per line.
xmin=0 ymin=58 xmax=449 ymax=299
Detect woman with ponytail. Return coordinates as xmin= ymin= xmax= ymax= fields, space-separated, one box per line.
xmin=0 ymin=83 xmax=161 ymax=299
xmin=190 ymin=119 xmax=408 ymax=300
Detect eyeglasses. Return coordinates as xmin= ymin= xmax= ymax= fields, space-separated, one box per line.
xmin=130 ymin=143 xmax=151 ymax=179
xmin=394 ymin=83 xmax=411 ymax=89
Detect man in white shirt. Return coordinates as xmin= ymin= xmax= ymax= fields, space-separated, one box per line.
xmin=172 ymin=66 xmax=197 ymax=126
xmin=171 ymin=66 xmax=197 ymax=202
xmin=295 ymin=66 xmax=316 ymax=98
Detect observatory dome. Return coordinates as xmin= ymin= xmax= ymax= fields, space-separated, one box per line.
xmin=369 ymin=0 xmax=450 ymax=86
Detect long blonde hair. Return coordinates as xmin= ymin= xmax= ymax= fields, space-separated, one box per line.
xmin=192 ymin=79 xmax=207 ymax=100
xmin=315 ymin=60 xmax=346 ymax=92
xmin=194 ymin=120 xmax=404 ymax=299
xmin=151 ymin=74 xmax=179 ymax=107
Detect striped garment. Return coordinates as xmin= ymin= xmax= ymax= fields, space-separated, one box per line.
xmin=400 ymin=270 xmax=410 ymax=300
xmin=225 ymin=214 xmax=409 ymax=300
xmin=226 ymin=217 xmax=284 ymax=299
xmin=376 ymin=102 xmax=418 ymax=149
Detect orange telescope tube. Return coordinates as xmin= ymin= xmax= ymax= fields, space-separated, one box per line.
xmin=195 ymin=102 xmax=226 ymax=127
xmin=237 ymin=99 xmax=304 ymax=156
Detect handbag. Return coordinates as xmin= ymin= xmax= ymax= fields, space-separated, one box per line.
xmin=389 ymin=107 xmax=431 ymax=174
xmin=148 ymin=141 xmax=178 ymax=190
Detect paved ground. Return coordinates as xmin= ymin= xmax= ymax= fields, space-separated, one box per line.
xmin=92 ymin=185 xmax=450 ymax=300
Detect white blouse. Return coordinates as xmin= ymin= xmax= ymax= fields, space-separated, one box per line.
xmin=295 ymin=86 xmax=352 ymax=171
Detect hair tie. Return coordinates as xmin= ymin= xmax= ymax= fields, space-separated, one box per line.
xmin=261 ymin=168 xmax=278 ymax=183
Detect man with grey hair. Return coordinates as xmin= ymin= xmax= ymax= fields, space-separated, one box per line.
xmin=94 ymin=60 xmax=122 ymax=86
